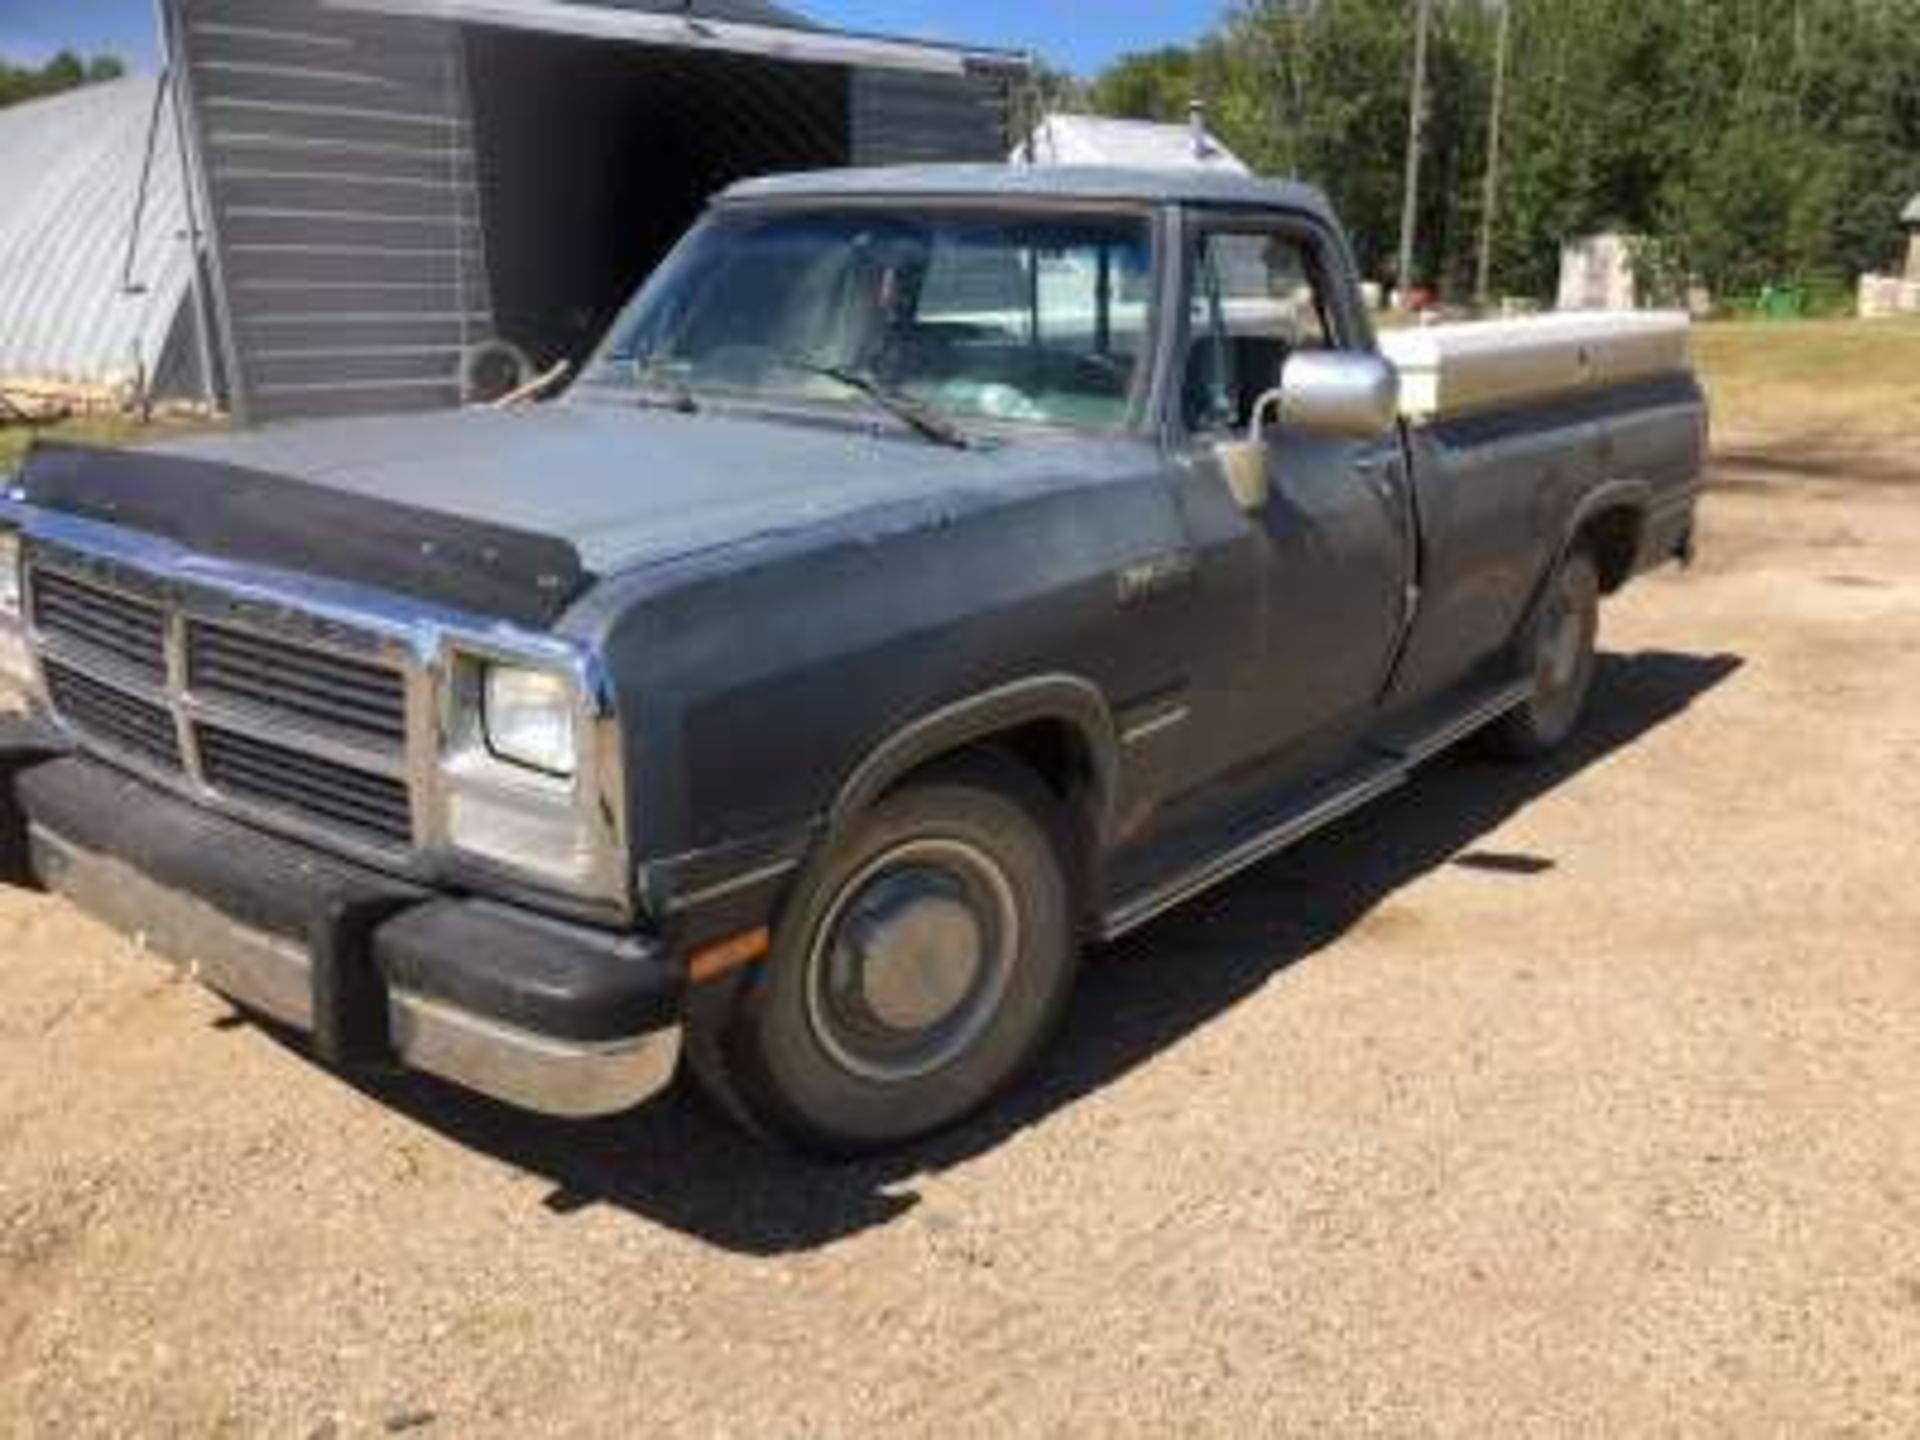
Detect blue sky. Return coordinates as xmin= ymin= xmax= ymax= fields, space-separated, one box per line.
xmin=0 ymin=0 xmax=1222 ymax=77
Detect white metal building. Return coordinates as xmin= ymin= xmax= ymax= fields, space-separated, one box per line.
xmin=0 ymin=76 xmax=207 ymax=404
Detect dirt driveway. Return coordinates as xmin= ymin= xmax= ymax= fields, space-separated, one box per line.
xmin=4 ymin=329 xmax=1920 ymax=1434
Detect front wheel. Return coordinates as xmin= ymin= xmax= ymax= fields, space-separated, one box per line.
xmin=687 ymin=758 xmax=1077 ymax=1155
xmin=1485 ymin=547 xmax=1601 ymax=760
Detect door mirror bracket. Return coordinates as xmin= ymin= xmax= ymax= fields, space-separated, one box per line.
xmin=1213 ymin=385 xmax=1296 ymax=515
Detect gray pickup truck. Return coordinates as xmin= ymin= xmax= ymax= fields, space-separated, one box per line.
xmin=0 ymin=167 xmax=1703 ymax=1153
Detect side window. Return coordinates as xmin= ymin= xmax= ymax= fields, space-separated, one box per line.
xmin=1184 ymin=230 xmax=1333 ymax=435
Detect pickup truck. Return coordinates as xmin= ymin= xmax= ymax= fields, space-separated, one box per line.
xmin=0 ymin=166 xmax=1704 ymax=1154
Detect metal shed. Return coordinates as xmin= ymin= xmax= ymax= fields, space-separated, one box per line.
xmin=160 ymin=0 xmax=1028 ymax=424
xmin=0 ymin=75 xmax=207 ymax=406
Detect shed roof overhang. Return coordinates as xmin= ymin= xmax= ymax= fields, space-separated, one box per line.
xmin=321 ymin=0 xmax=1028 ymax=76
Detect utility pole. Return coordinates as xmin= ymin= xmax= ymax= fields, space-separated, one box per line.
xmin=1475 ymin=0 xmax=1512 ymax=308
xmin=1395 ymin=0 xmax=1434 ymax=308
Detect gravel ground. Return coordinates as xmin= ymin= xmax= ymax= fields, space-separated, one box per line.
xmin=4 ymin=405 xmax=1919 ymax=1434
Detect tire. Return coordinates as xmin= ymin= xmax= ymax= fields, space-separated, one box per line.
xmin=1485 ymin=546 xmax=1601 ymax=761
xmin=687 ymin=757 xmax=1077 ymax=1156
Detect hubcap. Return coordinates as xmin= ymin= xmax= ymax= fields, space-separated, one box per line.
xmin=806 ymin=839 xmax=1018 ymax=1083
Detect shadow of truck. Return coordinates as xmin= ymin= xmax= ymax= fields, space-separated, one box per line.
xmin=288 ymin=648 xmax=1741 ymax=1254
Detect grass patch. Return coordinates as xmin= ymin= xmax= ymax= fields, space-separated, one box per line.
xmin=1692 ymin=317 xmax=1920 ymax=444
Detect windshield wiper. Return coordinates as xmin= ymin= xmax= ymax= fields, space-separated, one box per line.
xmin=775 ymin=357 xmax=971 ymax=450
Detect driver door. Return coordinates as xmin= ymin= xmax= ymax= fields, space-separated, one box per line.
xmin=1167 ymin=219 xmax=1415 ymax=803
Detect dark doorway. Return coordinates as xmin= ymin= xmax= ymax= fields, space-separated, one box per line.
xmin=463 ymin=30 xmax=851 ymax=371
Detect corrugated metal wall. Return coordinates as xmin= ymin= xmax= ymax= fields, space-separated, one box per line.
xmin=171 ymin=0 xmax=492 ymax=423
xmin=170 ymin=0 xmax=1017 ymax=425
xmin=0 ymin=76 xmax=197 ymax=398
xmin=850 ymin=67 xmax=1012 ymax=166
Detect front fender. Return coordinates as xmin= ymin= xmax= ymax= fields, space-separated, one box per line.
xmin=827 ymin=673 xmax=1119 ymax=841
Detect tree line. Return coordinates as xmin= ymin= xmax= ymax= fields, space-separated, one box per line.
xmin=1065 ymin=0 xmax=1920 ymax=306
xmin=0 ymin=53 xmax=127 ymax=111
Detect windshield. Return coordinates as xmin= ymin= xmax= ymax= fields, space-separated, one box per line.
xmin=587 ymin=206 xmax=1157 ymax=432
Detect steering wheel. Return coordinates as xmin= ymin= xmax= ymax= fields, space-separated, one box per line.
xmin=1070 ymin=351 xmax=1131 ymax=394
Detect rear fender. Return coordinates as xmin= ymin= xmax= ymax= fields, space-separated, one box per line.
xmin=1519 ymin=479 xmax=1651 ymax=631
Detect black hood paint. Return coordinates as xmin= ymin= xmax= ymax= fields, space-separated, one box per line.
xmin=19 ymin=440 xmax=593 ymax=630
xmin=151 ymin=400 xmax=1137 ymax=571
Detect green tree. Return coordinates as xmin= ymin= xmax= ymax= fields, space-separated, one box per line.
xmin=0 ymin=51 xmax=131 ymax=110
xmin=1087 ymin=46 xmax=1200 ymax=122
xmin=1083 ymin=0 xmax=1920 ymax=306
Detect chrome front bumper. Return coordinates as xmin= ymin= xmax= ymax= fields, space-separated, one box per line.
xmin=35 ymin=823 xmax=680 ymax=1117
xmin=4 ymin=744 xmax=683 ymax=1121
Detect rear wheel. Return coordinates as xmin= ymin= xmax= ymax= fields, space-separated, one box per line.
xmin=688 ymin=758 xmax=1077 ymax=1155
xmin=1486 ymin=547 xmax=1601 ymax=760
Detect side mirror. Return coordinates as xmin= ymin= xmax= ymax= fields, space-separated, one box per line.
xmin=1212 ymin=351 xmax=1402 ymax=513
xmin=1270 ymin=351 xmax=1401 ymax=441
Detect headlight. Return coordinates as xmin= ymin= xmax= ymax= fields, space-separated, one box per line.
xmin=440 ymin=649 xmax=623 ymax=904
xmin=0 ymin=530 xmax=19 ymax=617
xmin=482 ymin=663 xmax=577 ymax=776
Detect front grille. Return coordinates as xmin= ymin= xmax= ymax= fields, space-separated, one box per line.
xmin=43 ymin=660 xmax=183 ymax=769
xmin=187 ymin=620 xmax=407 ymax=748
xmin=26 ymin=553 xmax=418 ymax=853
xmin=31 ymin=569 xmax=166 ymax=679
xmin=198 ymin=725 xmax=413 ymax=846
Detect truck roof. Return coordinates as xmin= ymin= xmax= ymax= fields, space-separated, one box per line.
xmin=720 ymin=164 xmax=1334 ymax=222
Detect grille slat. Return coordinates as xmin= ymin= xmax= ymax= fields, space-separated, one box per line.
xmin=188 ymin=621 xmax=407 ymax=747
xmin=199 ymin=726 xmax=412 ymax=845
xmin=37 ymin=593 xmax=164 ymax=650
xmin=32 ymin=571 xmax=167 ymax=679
xmin=191 ymin=661 xmax=407 ymax=738
xmin=43 ymin=662 xmax=182 ymax=768
xmin=200 ymin=731 xmax=405 ymax=805
xmin=184 ymin=622 xmax=403 ymax=685
xmin=203 ymin=753 xmax=410 ymax=835
xmin=192 ymin=630 xmax=407 ymax=709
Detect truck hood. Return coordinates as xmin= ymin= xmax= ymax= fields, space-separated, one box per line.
xmin=150 ymin=400 xmax=1073 ymax=576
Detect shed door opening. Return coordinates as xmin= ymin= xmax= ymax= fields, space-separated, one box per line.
xmin=464 ymin=30 xmax=851 ymax=374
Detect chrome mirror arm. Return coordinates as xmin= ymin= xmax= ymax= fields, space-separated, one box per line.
xmin=1245 ymin=387 xmax=1287 ymax=443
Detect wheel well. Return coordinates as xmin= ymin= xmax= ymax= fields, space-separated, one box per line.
xmin=880 ymin=717 xmax=1104 ymax=926
xmin=1576 ymin=505 xmax=1644 ymax=593
xmin=995 ymin=717 xmax=1096 ymax=809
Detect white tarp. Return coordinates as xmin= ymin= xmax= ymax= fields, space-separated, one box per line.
xmin=1016 ymin=113 xmax=1250 ymax=175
